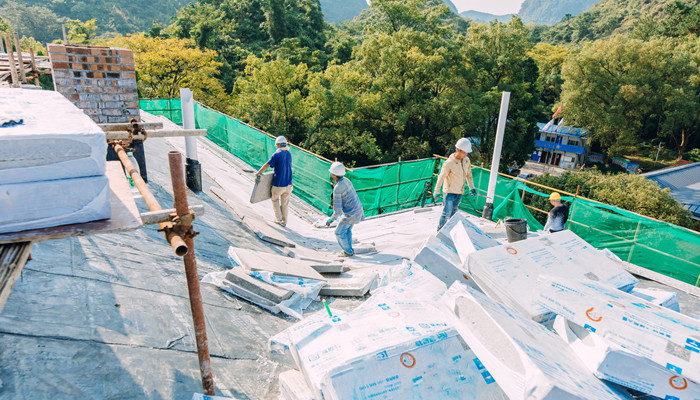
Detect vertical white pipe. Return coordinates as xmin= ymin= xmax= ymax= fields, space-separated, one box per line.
xmin=180 ymin=88 xmax=198 ymax=161
xmin=483 ymin=92 xmax=510 ymax=219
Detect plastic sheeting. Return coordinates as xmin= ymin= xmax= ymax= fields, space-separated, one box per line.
xmin=0 ymin=174 xmax=110 ymax=233
xmin=0 ymin=88 xmax=106 ymax=184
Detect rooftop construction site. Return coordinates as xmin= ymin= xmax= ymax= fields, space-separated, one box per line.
xmin=2 ymin=38 xmax=700 ymax=400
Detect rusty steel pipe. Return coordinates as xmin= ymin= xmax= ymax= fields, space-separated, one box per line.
xmin=112 ymin=143 xmax=188 ymax=256
xmin=168 ymin=151 xmax=215 ymax=396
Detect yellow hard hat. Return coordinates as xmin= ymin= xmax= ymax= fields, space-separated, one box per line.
xmin=549 ymin=192 xmax=561 ymax=201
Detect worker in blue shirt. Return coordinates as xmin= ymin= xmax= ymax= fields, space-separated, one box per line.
xmin=326 ymin=162 xmax=364 ymax=257
xmin=255 ymin=136 xmax=293 ymax=227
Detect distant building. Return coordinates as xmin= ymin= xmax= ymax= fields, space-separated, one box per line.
xmin=643 ymin=162 xmax=700 ymax=220
xmin=531 ymin=123 xmax=589 ymax=169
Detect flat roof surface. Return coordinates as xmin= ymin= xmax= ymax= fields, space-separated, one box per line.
xmin=1 ymin=113 xmax=698 ymax=399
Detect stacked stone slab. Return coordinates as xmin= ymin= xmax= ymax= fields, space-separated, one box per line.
xmin=47 ymin=44 xmax=139 ymax=124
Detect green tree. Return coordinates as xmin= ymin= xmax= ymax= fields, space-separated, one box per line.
xmin=561 ymin=36 xmax=700 ymax=160
xmin=302 ymin=64 xmax=382 ymax=164
xmin=232 ymin=56 xmax=310 ymax=144
xmin=104 ymin=34 xmax=228 ymax=109
xmin=460 ymin=19 xmax=543 ymax=171
xmin=528 ymin=42 xmax=568 ymax=109
xmin=65 ymin=18 xmax=98 ymax=45
xmin=0 ymin=1 xmax=62 ymax=44
xmin=172 ymin=0 xmax=328 ymax=90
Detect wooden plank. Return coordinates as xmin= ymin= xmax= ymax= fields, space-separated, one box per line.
xmin=12 ymin=32 xmax=27 ymax=84
xmin=0 ymin=241 xmax=33 ymax=313
xmin=0 ymin=162 xmax=142 ymax=244
xmin=2 ymin=33 xmax=18 ymax=87
xmin=29 ymin=48 xmax=40 ymax=86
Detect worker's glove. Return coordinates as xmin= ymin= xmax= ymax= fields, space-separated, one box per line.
xmin=326 ymin=218 xmax=333 ymax=227
xmin=255 ymin=174 xmax=261 ymax=183
xmin=470 ymin=189 xmax=476 ymax=196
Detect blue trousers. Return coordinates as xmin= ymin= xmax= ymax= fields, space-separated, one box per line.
xmin=438 ymin=193 xmax=463 ymax=230
xmin=335 ymin=222 xmax=354 ymax=254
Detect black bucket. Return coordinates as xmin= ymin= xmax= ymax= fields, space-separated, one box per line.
xmin=504 ymin=218 xmax=528 ymax=243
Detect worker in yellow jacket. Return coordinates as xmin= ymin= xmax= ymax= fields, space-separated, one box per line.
xmin=434 ymin=138 xmax=476 ymax=230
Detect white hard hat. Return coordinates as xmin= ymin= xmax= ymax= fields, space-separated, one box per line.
xmin=329 ymin=161 xmax=346 ymax=177
xmin=456 ymin=138 xmax=472 ymax=153
xmin=275 ymin=136 xmax=287 ymax=145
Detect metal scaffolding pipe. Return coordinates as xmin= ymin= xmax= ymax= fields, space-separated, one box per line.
xmin=112 ymin=143 xmax=188 ymax=256
xmin=168 ymin=151 xmax=215 ymax=396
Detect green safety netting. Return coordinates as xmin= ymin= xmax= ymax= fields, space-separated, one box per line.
xmin=141 ymin=99 xmax=700 ymax=286
xmin=139 ymin=99 xmax=182 ymax=125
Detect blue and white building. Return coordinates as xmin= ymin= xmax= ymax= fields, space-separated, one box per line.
xmin=531 ymin=123 xmax=589 ymax=169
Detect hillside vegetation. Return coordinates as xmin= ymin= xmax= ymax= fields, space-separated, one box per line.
xmin=0 ymin=0 xmax=194 ymax=42
xmin=519 ymin=0 xmax=600 ymax=25
xmin=537 ymin=0 xmax=700 ymax=44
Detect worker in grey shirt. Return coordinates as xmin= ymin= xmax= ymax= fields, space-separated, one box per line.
xmin=325 ymin=161 xmax=364 ymax=257
xmin=544 ymin=192 xmax=569 ymax=233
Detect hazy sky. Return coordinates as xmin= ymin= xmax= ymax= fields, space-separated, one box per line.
xmin=450 ymin=0 xmax=526 ymax=15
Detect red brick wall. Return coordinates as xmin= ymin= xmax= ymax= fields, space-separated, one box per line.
xmin=47 ymin=44 xmax=140 ymax=124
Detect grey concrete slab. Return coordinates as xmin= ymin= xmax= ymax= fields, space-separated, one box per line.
xmin=318 ymin=271 xmax=377 ymax=297
xmin=225 ymin=269 xmax=293 ymax=303
xmin=231 ymin=247 xmax=325 ymax=282
xmin=250 ymin=172 xmax=273 ymax=204
xmin=312 ymin=264 xmax=348 ymax=274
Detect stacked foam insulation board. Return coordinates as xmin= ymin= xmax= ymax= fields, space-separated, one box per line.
xmin=273 ymin=271 xmax=509 ymax=400
xmin=442 ymin=283 xmax=634 ymax=400
xmin=535 ymin=275 xmax=700 ymax=398
xmin=412 ymin=213 xmax=499 ymax=287
xmin=465 ymin=230 xmax=638 ymax=324
xmin=0 ymin=88 xmax=110 ymax=233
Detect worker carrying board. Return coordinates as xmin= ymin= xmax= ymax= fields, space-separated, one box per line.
xmin=433 ymin=138 xmax=476 ymax=231
xmin=544 ymin=192 xmax=569 ymax=233
xmin=254 ymin=136 xmax=293 ymax=227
